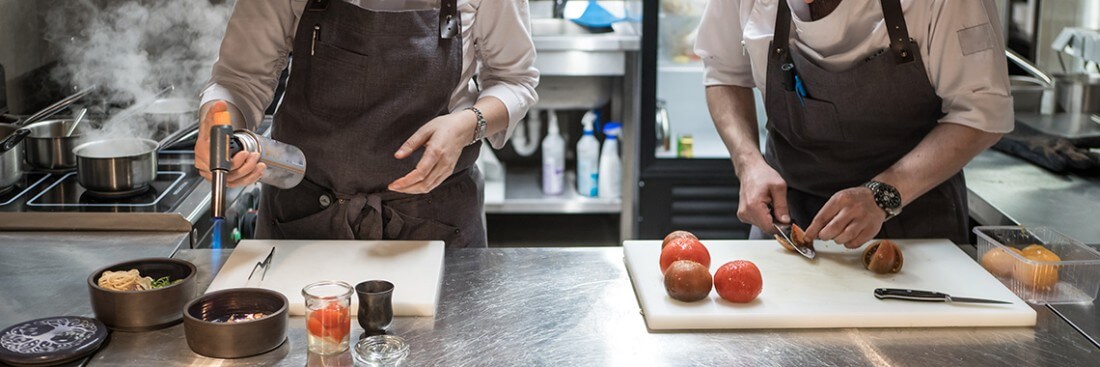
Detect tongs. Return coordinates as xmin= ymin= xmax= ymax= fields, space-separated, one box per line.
xmin=246 ymin=247 xmax=276 ymax=286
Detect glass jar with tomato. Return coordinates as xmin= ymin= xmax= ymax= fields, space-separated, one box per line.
xmin=302 ymin=281 xmax=353 ymax=355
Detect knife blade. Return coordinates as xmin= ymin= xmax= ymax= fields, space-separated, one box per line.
xmin=774 ymin=223 xmax=816 ymax=259
xmin=873 ymin=288 xmax=1011 ymax=305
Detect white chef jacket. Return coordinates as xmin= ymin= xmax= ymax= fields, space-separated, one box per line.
xmin=695 ymin=0 xmax=1013 ymax=133
xmin=201 ymin=0 xmax=540 ymax=149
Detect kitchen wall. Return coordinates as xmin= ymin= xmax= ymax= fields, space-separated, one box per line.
xmin=0 ymin=0 xmax=63 ymax=113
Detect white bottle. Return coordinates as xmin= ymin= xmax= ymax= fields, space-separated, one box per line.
xmin=598 ymin=122 xmax=622 ymax=199
xmin=576 ymin=111 xmax=601 ymax=198
xmin=541 ymin=110 xmax=565 ymax=195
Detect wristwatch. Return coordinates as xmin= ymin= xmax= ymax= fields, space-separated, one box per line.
xmin=863 ymin=181 xmax=902 ymax=221
xmin=466 ymin=106 xmax=486 ymax=146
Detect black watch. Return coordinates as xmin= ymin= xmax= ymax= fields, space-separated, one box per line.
xmin=863 ymin=181 xmax=902 ymax=221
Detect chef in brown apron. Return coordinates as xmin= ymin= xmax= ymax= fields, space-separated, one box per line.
xmin=696 ymin=0 xmax=1014 ymax=246
xmin=194 ymin=0 xmax=539 ymax=247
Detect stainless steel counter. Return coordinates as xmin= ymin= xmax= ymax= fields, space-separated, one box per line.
xmin=0 ymin=231 xmax=189 ymax=328
xmin=87 ymin=248 xmax=1098 ymax=366
xmin=965 ymin=149 xmax=1100 ymax=245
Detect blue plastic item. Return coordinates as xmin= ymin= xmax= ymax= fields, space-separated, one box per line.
xmin=571 ymin=0 xmax=620 ymax=30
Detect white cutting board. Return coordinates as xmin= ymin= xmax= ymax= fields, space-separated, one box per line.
xmin=207 ymin=240 xmax=444 ymax=317
xmin=623 ymin=239 xmax=1036 ymax=330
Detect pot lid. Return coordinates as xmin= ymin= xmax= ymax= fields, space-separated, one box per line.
xmin=0 ymin=316 xmax=108 ymax=367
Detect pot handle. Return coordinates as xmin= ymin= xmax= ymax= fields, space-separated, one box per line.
xmin=0 ymin=128 xmax=31 ymax=153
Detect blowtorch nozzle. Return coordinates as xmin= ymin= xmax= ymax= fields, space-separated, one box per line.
xmin=210 ymin=123 xmax=235 ymax=219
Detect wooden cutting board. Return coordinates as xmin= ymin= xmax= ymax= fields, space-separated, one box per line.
xmin=623 ymin=239 xmax=1036 ymax=330
xmin=206 ymin=240 xmax=444 ymax=317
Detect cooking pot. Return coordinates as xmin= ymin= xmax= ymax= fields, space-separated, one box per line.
xmin=144 ymin=98 xmax=198 ymax=142
xmin=72 ymin=122 xmax=197 ymax=195
xmin=23 ymin=118 xmax=90 ymax=171
xmin=0 ymin=124 xmax=30 ymax=190
xmin=1053 ymin=73 xmax=1100 ymax=114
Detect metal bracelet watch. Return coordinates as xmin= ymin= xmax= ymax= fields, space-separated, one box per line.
xmin=862 ymin=180 xmax=902 ymax=221
xmin=465 ymin=106 xmax=486 ymax=146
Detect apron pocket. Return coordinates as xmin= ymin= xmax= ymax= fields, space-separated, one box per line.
xmin=387 ymin=210 xmax=467 ymax=247
xmin=795 ymin=97 xmax=846 ymax=143
xmin=307 ymin=43 xmax=368 ymax=120
xmin=273 ymin=204 xmax=344 ymax=239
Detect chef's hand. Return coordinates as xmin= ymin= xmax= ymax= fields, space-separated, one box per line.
xmin=804 ymin=186 xmax=886 ymax=249
xmin=736 ymin=160 xmax=790 ymax=234
xmin=389 ymin=111 xmax=476 ymax=194
xmin=195 ymin=100 xmax=266 ymax=188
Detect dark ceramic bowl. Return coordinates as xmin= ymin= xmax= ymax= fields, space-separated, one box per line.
xmin=183 ymin=288 xmax=289 ymax=359
xmin=87 ymin=258 xmax=197 ymax=332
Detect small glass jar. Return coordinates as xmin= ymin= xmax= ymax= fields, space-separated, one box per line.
xmin=302 ymin=281 xmax=353 ymax=355
xmin=354 ymin=335 xmax=409 ymax=367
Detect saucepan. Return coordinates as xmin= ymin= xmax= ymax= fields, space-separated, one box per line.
xmin=22 ymin=117 xmax=92 ymax=171
xmin=72 ymin=122 xmax=198 ymax=195
xmin=0 ymin=125 xmax=31 ymax=190
xmin=144 ymin=98 xmax=198 ymax=142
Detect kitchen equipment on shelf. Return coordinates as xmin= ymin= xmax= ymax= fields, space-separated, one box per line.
xmin=623 ymin=239 xmax=1034 ymax=330
xmin=87 ymin=257 xmax=198 ymax=331
xmin=572 ymin=0 xmax=620 ymax=29
xmin=183 ymin=288 xmax=289 ymax=359
xmin=576 ymin=110 xmax=600 ymax=197
xmin=973 ymin=226 xmax=1100 ymax=304
xmin=23 ymin=118 xmax=90 ymax=171
xmin=873 ymin=288 xmax=1011 ymax=305
xmin=206 ymin=240 xmax=445 ymax=317
xmin=72 ymin=120 xmax=198 ymax=196
xmin=541 ymin=110 xmax=565 ymax=195
xmin=598 ymin=122 xmax=622 ymax=199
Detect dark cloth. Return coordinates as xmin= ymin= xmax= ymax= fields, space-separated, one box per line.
xmin=993 ymin=122 xmax=1100 ymax=174
xmin=761 ymin=0 xmax=968 ymax=244
xmin=255 ymin=0 xmax=485 ymax=247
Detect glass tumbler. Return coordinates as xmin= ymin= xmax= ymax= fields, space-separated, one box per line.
xmin=303 ymin=281 xmax=353 ymax=355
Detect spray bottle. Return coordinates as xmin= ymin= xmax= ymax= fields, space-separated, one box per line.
xmin=576 ymin=110 xmax=600 ymax=198
xmin=598 ymin=122 xmax=622 ymax=199
xmin=541 ymin=110 xmax=565 ymax=195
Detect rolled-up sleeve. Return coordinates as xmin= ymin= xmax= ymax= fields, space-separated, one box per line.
xmin=473 ymin=0 xmax=540 ymax=149
xmin=201 ymin=0 xmax=299 ymax=130
xmin=695 ymin=0 xmax=755 ymax=88
xmin=925 ymin=0 xmax=1013 ymax=133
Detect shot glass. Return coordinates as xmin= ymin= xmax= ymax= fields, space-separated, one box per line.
xmin=303 ymin=280 xmax=353 ymax=355
xmin=355 ymin=280 xmax=394 ymax=333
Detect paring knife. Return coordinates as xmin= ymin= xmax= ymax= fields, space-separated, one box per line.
xmin=873 ymin=288 xmax=1011 ymax=305
xmin=774 ymin=223 xmax=816 ymax=259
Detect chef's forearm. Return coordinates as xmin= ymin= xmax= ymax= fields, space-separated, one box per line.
xmin=706 ymin=85 xmax=762 ymax=174
xmin=467 ymin=96 xmax=509 ymax=141
xmin=873 ymin=123 xmax=1002 ymax=206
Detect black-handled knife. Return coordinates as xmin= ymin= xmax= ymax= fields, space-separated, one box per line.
xmin=874 ymin=288 xmax=1012 ymax=305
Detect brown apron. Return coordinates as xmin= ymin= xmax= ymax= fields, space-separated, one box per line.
xmin=760 ymin=0 xmax=969 ymax=244
xmin=255 ymin=0 xmax=486 ymax=248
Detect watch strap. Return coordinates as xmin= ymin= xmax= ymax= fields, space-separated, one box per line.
xmin=465 ymin=106 xmax=486 ymax=146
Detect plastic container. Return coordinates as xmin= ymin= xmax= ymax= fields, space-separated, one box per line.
xmin=541 ymin=111 xmax=565 ymax=195
xmin=576 ymin=111 xmax=600 ymax=198
xmin=598 ymin=122 xmax=621 ymax=199
xmin=973 ymin=226 xmax=1100 ymax=304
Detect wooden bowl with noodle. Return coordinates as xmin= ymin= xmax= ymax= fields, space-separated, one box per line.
xmin=87 ymin=257 xmax=197 ymax=331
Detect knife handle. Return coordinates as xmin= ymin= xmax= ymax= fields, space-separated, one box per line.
xmin=874 ymin=288 xmax=948 ymax=302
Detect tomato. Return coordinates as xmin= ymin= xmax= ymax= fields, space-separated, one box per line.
xmin=662 ymin=230 xmax=698 ymax=249
xmin=713 ymin=260 xmax=763 ymax=303
xmin=316 ymin=307 xmax=348 ymax=329
xmin=663 ymin=260 xmax=712 ymax=302
xmin=659 ymin=237 xmax=710 ymax=273
xmin=306 ymin=315 xmax=324 ymax=337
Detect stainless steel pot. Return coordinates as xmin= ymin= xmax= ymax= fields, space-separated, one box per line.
xmin=144 ymin=98 xmax=198 ymax=142
xmin=1053 ymin=73 xmax=1100 ymax=114
xmin=72 ymin=121 xmax=198 ymax=195
xmin=23 ymin=118 xmax=89 ymax=171
xmin=0 ymin=124 xmax=29 ymax=190
xmin=72 ymin=138 xmax=159 ymax=194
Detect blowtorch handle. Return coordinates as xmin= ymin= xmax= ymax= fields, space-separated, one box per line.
xmin=210 ymin=125 xmax=235 ymax=172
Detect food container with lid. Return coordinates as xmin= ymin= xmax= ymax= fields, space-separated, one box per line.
xmin=974 ymin=226 xmax=1100 ymax=304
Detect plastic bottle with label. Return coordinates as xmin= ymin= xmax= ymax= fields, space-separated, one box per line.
xmin=541 ymin=110 xmax=565 ymax=195
xmin=598 ymin=122 xmax=622 ymax=199
xmin=576 ymin=111 xmax=601 ymax=198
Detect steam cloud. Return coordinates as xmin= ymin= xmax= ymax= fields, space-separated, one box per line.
xmin=45 ymin=0 xmax=234 ymax=140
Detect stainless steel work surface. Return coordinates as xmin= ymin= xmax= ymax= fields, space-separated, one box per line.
xmin=966 ymin=149 xmax=1100 ymax=244
xmin=88 ymin=248 xmax=1098 ymax=366
xmin=0 ymin=231 xmax=189 ymax=328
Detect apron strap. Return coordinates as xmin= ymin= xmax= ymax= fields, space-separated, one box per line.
xmin=772 ymin=0 xmax=796 ymax=92
xmin=879 ymin=0 xmax=916 ymax=64
xmin=440 ymin=0 xmax=459 ymax=40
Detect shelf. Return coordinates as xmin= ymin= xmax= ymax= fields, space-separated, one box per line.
xmin=484 ymin=167 xmax=621 ymax=214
